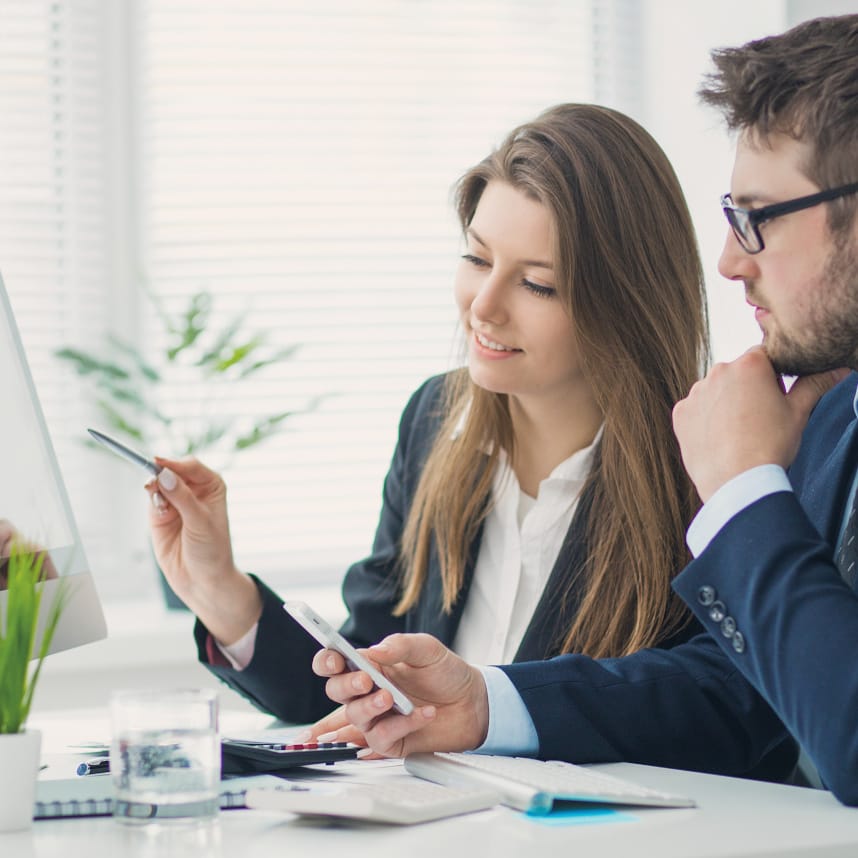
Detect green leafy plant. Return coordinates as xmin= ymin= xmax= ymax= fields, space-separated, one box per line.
xmin=55 ymin=290 xmax=313 ymax=461
xmin=0 ymin=543 xmax=66 ymax=734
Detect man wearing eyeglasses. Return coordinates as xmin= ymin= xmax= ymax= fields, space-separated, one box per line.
xmin=311 ymin=14 xmax=858 ymax=803
xmin=670 ymin=13 xmax=858 ymax=802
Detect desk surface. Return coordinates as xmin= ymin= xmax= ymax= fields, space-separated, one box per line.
xmin=10 ymin=711 xmax=858 ymax=858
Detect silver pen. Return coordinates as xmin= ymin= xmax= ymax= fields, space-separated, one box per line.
xmin=87 ymin=428 xmax=162 ymax=477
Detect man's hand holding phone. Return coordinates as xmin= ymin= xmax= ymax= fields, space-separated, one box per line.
xmin=302 ymin=628 xmax=491 ymax=759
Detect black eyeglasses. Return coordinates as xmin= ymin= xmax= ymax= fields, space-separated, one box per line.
xmin=721 ymin=181 xmax=858 ymax=254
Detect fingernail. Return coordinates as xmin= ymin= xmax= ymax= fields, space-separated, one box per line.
xmin=151 ymin=492 xmax=168 ymax=512
xmin=421 ymin=706 xmax=436 ymax=719
xmin=293 ymin=729 xmax=312 ymax=742
xmin=158 ymin=468 xmax=177 ymax=491
xmin=326 ymin=654 xmax=337 ymax=671
xmin=356 ymin=748 xmax=373 ymax=759
xmin=373 ymin=692 xmax=386 ymax=709
xmin=316 ymin=731 xmax=338 ymax=742
xmin=351 ymin=674 xmax=365 ymax=691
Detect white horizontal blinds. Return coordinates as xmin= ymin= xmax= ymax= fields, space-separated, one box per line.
xmin=0 ymin=2 xmax=124 ymax=593
xmin=137 ymin=1 xmax=598 ymax=585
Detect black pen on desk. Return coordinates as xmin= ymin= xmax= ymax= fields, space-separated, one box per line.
xmin=87 ymin=428 xmax=162 ymax=477
xmin=77 ymin=757 xmax=110 ymax=776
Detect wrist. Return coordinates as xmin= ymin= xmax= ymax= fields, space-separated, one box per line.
xmin=190 ymin=568 xmax=263 ymax=645
xmin=471 ymin=668 xmax=490 ymax=748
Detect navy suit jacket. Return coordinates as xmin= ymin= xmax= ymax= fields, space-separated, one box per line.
xmin=195 ymin=373 xmax=701 ymax=731
xmin=673 ymin=372 xmax=858 ymax=803
xmin=496 ymin=383 xmax=858 ymax=784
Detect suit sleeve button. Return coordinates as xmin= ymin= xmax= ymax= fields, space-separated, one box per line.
xmin=732 ymin=632 xmax=745 ymax=653
xmin=697 ymin=586 xmax=717 ymax=606
xmin=720 ymin=616 xmax=736 ymax=637
xmin=708 ymin=601 xmax=726 ymax=622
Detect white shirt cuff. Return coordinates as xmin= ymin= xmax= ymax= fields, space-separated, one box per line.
xmin=216 ymin=622 xmax=259 ymax=671
xmin=474 ymin=666 xmax=539 ymax=756
xmin=686 ymin=465 xmax=793 ymax=557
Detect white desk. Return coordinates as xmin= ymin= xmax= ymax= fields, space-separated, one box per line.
xmin=10 ymin=711 xmax=858 ymax=858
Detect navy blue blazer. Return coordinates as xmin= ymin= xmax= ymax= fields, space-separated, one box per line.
xmin=195 ymin=373 xmax=701 ymax=731
xmin=499 ymin=378 xmax=858 ymax=783
xmin=673 ymin=372 xmax=858 ymax=803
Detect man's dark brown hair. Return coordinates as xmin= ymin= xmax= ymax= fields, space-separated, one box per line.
xmin=699 ymin=14 xmax=858 ymax=234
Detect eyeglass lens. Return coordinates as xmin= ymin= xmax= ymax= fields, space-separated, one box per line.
xmin=725 ymin=207 xmax=759 ymax=253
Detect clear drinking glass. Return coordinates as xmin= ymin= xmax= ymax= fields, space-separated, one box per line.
xmin=110 ymin=688 xmax=220 ymax=826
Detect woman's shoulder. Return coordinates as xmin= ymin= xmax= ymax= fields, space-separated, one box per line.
xmin=402 ymin=371 xmax=459 ymax=418
xmin=396 ymin=371 xmax=462 ymax=444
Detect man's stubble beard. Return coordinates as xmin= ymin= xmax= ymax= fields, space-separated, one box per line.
xmin=764 ymin=236 xmax=858 ymax=376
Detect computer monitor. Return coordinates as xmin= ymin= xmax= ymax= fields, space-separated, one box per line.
xmin=0 ymin=272 xmax=107 ymax=654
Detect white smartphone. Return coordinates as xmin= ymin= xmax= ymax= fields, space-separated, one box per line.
xmin=283 ymin=600 xmax=414 ymax=716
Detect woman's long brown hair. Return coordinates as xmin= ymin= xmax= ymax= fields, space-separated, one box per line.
xmin=395 ymin=104 xmax=709 ymax=659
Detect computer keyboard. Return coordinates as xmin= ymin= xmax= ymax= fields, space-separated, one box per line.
xmin=404 ymin=753 xmax=696 ymax=814
xmin=245 ymin=777 xmax=499 ymax=825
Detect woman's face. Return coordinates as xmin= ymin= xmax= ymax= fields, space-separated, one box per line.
xmin=454 ymin=181 xmax=588 ymax=412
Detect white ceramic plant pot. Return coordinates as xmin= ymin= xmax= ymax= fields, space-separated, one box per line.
xmin=0 ymin=729 xmax=41 ymax=832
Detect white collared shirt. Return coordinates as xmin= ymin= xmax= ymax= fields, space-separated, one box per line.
xmin=452 ymin=440 xmax=597 ymax=665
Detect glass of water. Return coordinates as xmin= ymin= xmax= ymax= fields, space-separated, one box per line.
xmin=110 ymin=688 xmax=220 ymax=826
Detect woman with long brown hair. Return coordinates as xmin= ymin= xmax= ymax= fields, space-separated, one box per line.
xmin=145 ymin=103 xmax=709 ymax=724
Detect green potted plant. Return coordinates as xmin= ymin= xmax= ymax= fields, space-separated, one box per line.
xmin=55 ymin=289 xmax=317 ymax=607
xmin=56 ymin=290 xmax=306 ymax=460
xmin=0 ymin=540 xmax=66 ymax=832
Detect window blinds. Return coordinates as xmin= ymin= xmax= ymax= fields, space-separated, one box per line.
xmin=0 ymin=0 xmax=133 ymax=596
xmin=0 ymin=0 xmax=641 ymax=599
xmin=136 ymin=0 xmax=600 ymax=589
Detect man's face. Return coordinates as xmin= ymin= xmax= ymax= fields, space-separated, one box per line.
xmin=718 ymin=132 xmax=858 ymax=375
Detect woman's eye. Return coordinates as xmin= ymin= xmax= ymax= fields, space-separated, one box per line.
xmin=462 ymin=253 xmax=490 ymax=268
xmin=523 ymin=279 xmax=556 ymax=298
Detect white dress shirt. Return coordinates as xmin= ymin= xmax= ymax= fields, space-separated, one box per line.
xmin=452 ymin=443 xmax=595 ymax=664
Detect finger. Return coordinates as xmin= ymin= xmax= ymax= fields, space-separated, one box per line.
xmin=314 ymin=724 xmax=369 ymax=748
xmin=152 ymin=466 xmax=208 ymax=521
xmin=324 ymin=669 xmax=375 ymax=705
xmin=787 ymin=368 xmax=851 ymax=422
xmin=355 ymin=749 xmax=385 ymax=760
xmin=144 ymin=478 xmax=176 ymax=522
xmin=306 ymin=705 xmax=350 ymax=739
xmin=355 ymin=705 xmax=437 ymax=758
xmin=311 ymin=647 xmax=348 ymax=677
xmin=153 ymin=456 xmax=218 ymax=487
xmin=343 ymin=689 xmax=397 ymax=733
xmin=367 ymin=633 xmax=447 ymax=669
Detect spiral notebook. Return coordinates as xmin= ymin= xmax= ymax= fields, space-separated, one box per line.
xmin=34 ymin=774 xmax=285 ymax=820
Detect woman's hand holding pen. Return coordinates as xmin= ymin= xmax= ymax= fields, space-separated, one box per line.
xmin=144 ymin=457 xmax=262 ymax=644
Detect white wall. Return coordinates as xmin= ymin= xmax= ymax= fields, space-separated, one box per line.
xmin=637 ymin=1 xmax=787 ymax=363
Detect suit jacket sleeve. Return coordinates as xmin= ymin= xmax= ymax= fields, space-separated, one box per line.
xmin=673 ymin=490 xmax=858 ymax=804
xmin=193 ymin=375 xmax=446 ymax=724
xmin=499 ymin=629 xmax=792 ymax=780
